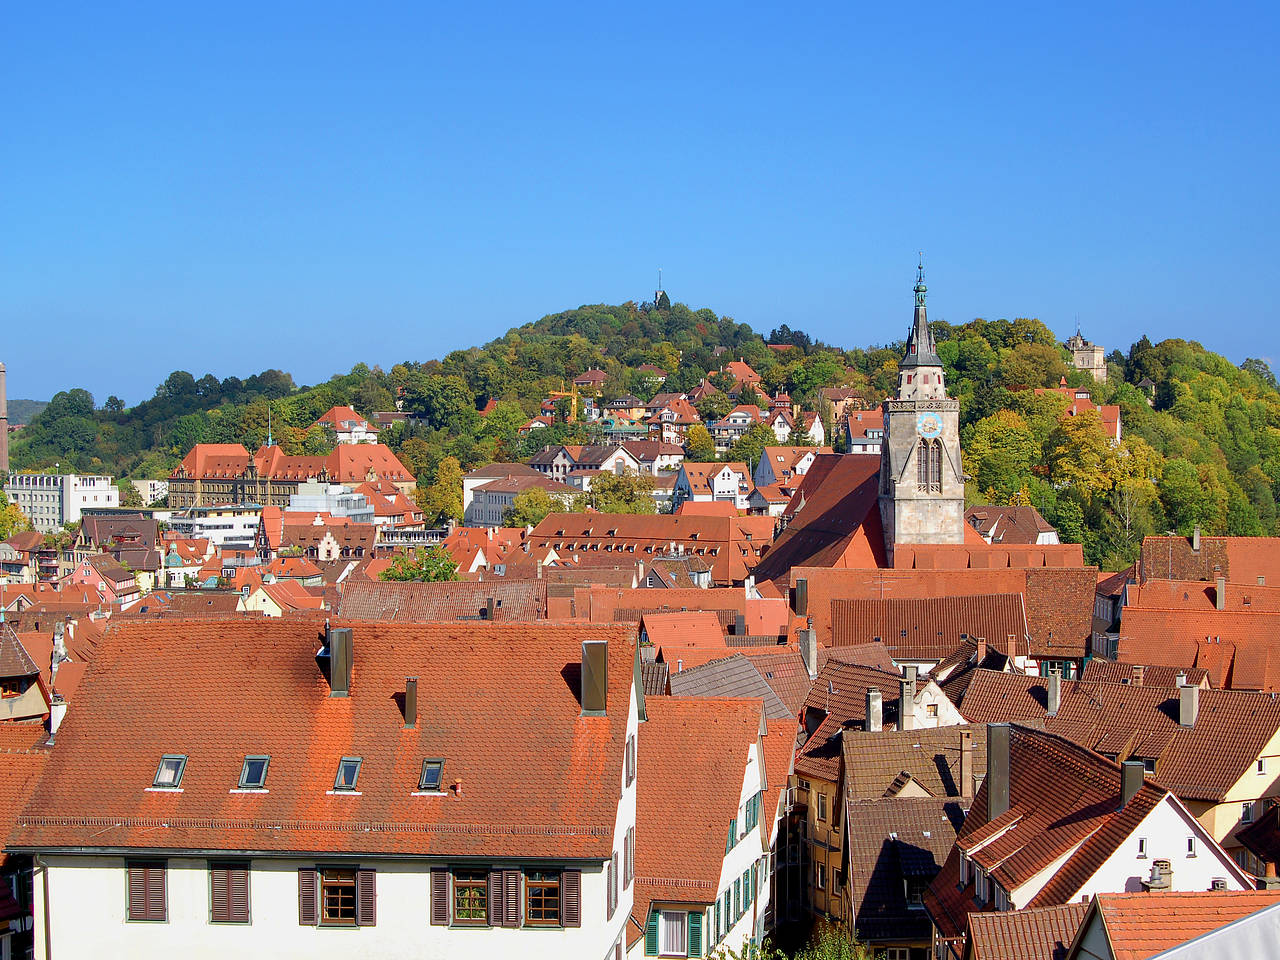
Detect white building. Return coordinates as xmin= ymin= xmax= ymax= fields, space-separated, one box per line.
xmin=10 ymin=620 xmax=643 ymax=960
xmin=288 ymin=480 xmax=375 ymax=524
xmin=3 ymin=473 xmax=119 ymax=533
xmin=672 ymin=463 xmax=753 ymax=511
xmin=138 ymin=479 xmax=170 ymax=505
xmin=168 ymin=504 xmax=263 ymax=551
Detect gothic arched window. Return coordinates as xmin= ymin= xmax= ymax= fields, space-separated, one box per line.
xmin=917 ymin=439 xmax=942 ymax=493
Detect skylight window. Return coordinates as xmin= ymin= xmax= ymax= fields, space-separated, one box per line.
xmin=334 ymin=757 xmax=362 ymax=791
xmin=238 ymin=756 xmax=270 ymax=789
xmin=419 ymin=759 xmax=446 ymax=792
xmin=153 ymin=755 xmax=187 ymax=788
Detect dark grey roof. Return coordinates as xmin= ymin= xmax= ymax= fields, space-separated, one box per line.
xmin=667 ymin=653 xmax=791 ymax=719
xmin=639 ymin=660 xmax=670 ymax=698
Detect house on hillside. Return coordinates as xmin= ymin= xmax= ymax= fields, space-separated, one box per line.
xmin=312 ymin=405 xmax=378 ymax=444
xmin=673 ymin=463 xmax=753 ymax=512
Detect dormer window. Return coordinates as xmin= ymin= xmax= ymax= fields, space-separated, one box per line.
xmin=334 ymin=757 xmax=362 ymax=791
xmin=153 ymin=755 xmax=187 ymax=788
xmin=238 ymin=756 xmax=270 ymax=789
xmin=419 ymin=759 xmax=445 ymax=792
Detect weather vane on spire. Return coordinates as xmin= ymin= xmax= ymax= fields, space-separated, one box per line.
xmin=914 ymin=253 xmax=927 ymax=307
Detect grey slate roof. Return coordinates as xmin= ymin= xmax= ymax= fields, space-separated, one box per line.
xmin=667 ymin=653 xmax=792 ymax=720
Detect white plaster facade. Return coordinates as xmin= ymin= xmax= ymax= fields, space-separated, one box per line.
xmin=3 ymin=473 xmax=119 ymax=533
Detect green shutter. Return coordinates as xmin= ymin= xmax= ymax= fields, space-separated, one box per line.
xmin=734 ymin=878 xmax=740 ymax=917
xmin=688 ymin=910 xmax=703 ymax=957
xmin=645 ymin=909 xmax=659 ymax=956
xmin=715 ymin=900 xmax=721 ymax=942
xmin=726 ymin=818 xmax=736 ymax=853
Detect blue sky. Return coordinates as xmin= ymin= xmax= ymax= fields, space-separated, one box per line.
xmin=3 ymin=1 xmax=1277 ymax=404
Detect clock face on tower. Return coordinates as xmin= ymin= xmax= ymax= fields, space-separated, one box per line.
xmin=916 ymin=412 xmax=943 ymax=439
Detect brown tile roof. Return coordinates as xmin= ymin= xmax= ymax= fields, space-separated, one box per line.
xmin=666 ymin=654 xmax=792 ymax=720
xmin=0 ymin=625 xmax=41 ymax=679
xmin=796 ymin=660 xmax=908 ymax=781
xmin=639 ymin=660 xmax=669 ymax=697
xmin=635 ymin=697 xmax=761 ymax=906
xmin=830 ymin=594 xmax=1028 ymax=661
xmin=464 ymin=462 xmax=544 ymax=480
xmin=751 ymin=454 xmax=886 ymax=581
xmin=966 ymin=901 xmax=1088 ymax=960
xmin=842 ymin=726 xmax=987 ymax=801
xmin=335 ymin=580 xmax=547 ymax=621
xmin=1080 ymin=660 xmax=1209 ymax=688
xmin=845 ymin=797 xmax=967 ymax=943
xmin=11 ymin=619 xmax=637 ymax=859
xmin=924 ymin=726 xmax=1176 ymax=940
xmin=964 ymin=506 xmax=1057 ymax=545
xmin=1091 ymin=890 xmax=1280 ymax=960
xmin=1236 ymin=802 xmax=1280 ymax=864
xmin=1125 ymin=578 xmax=1280 ymax=612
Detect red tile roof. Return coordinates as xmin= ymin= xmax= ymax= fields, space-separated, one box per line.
xmin=335 ymin=580 xmax=547 ymax=621
xmin=967 ymin=901 xmax=1088 ymax=960
xmin=1091 ymin=890 xmax=1280 ymax=960
xmin=796 ymin=660 xmax=908 ymax=781
xmin=830 ymin=594 xmax=1028 ymax=661
xmin=1117 ymin=608 xmax=1280 ymax=690
xmin=11 ymin=620 xmax=637 ymax=859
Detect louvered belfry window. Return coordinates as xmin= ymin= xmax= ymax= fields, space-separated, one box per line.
xmin=127 ymin=861 xmax=167 ymax=921
xmin=917 ymin=439 xmax=942 ymax=493
xmin=209 ymin=862 xmax=250 ymax=923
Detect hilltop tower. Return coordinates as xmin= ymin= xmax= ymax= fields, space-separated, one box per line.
xmin=1065 ymin=328 xmax=1107 ymax=383
xmin=878 ymin=262 xmax=965 ymax=563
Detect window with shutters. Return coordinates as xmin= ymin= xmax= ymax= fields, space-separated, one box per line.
xmin=320 ymin=868 xmax=358 ymax=925
xmin=453 ymin=870 xmax=487 ymax=924
xmin=659 ymin=911 xmax=687 ymax=956
xmin=209 ymin=862 xmax=250 ymax=923
xmin=525 ymin=870 xmax=560 ymax=925
xmin=127 ymin=861 xmax=166 ymax=921
xmin=626 ymin=733 xmax=636 ymax=787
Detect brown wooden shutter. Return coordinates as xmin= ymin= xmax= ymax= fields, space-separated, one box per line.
xmin=605 ymin=859 xmax=614 ymax=920
xmin=229 ymin=866 xmax=250 ymax=924
xmin=298 ymin=868 xmax=318 ymax=925
xmin=146 ymin=864 xmax=166 ymax=921
xmin=502 ymin=869 xmax=521 ymax=927
xmin=127 ymin=865 xmax=147 ymax=921
xmin=356 ymin=868 xmax=376 ymax=926
xmin=487 ymin=870 xmax=503 ymax=926
xmin=210 ymin=866 xmax=230 ymax=922
xmin=561 ymin=869 xmax=581 ymax=927
xmin=430 ymin=869 xmax=450 ymax=925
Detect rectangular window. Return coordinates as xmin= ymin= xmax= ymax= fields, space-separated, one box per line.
xmin=1188 ymin=837 xmax=1198 ymax=857
xmin=659 ymin=910 xmax=687 ymax=956
xmin=321 ymin=868 xmax=357 ymax=925
xmin=525 ymin=870 xmax=560 ymax=925
xmin=626 ymin=734 xmax=636 ymax=787
xmin=238 ymin=756 xmax=269 ymax=789
xmin=1243 ymin=802 xmax=1256 ymax=824
xmin=334 ymin=757 xmax=362 ymax=791
xmin=1138 ymin=837 xmax=1148 ymax=858
xmin=453 ymin=870 xmax=487 ymax=924
xmin=419 ymin=759 xmax=445 ymax=792
xmin=817 ymin=792 xmax=828 ymax=822
xmin=127 ymin=861 xmax=166 ymax=921
xmin=209 ymin=862 xmax=250 ymax=923
xmin=815 ymin=865 xmax=826 ymax=891
xmin=1260 ymin=758 xmax=1268 ymax=775
xmin=153 ymin=755 xmax=186 ymax=788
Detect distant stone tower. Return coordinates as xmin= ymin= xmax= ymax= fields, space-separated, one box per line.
xmin=1065 ymin=329 xmax=1107 ymax=383
xmin=878 ymin=263 xmax=965 ymax=563
xmin=0 ymin=361 xmax=8 ymax=475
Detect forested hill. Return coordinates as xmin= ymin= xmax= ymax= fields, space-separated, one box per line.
xmin=9 ymin=298 xmax=1280 ymax=569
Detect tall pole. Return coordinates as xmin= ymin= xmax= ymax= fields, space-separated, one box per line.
xmin=0 ymin=361 xmax=9 ymax=475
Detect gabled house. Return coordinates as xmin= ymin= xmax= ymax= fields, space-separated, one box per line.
xmin=0 ymin=625 xmax=51 ymax=723
xmin=710 ymin=406 xmax=765 ymax=451
xmin=10 ymin=620 xmax=643 ymax=959
xmin=924 ymin=724 xmax=1254 ymax=960
xmin=628 ymin=697 xmax=771 ymax=958
xmin=673 ymin=463 xmax=753 ymax=511
xmin=1065 ymin=890 xmax=1280 ymax=960
xmin=965 ymin=506 xmax=1060 ymax=546
xmin=753 ymin=446 xmax=830 ymax=489
xmin=64 ymin=554 xmax=140 ymax=607
xmin=621 ymin=441 xmax=684 ymax=476
xmin=844 ymin=409 xmax=884 ymax=455
xmin=312 ymin=405 xmax=378 ymax=444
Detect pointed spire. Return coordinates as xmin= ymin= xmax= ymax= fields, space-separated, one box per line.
xmin=901 ymin=256 xmax=940 ymax=368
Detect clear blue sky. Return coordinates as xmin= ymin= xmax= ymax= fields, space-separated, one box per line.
xmin=3 ymin=1 xmax=1276 ymax=404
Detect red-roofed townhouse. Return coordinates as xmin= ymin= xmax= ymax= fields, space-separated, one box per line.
xmin=721 ymin=360 xmax=761 ymax=392
xmin=843 ymin=408 xmax=884 ymax=455
xmin=674 ymin=463 xmax=753 ymax=512
xmin=238 ymin=579 xmax=326 ymax=617
xmin=311 ymin=405 xmax=378 ymax=444
xmin=923 ymin=724 xmax=1253 ymax=960
xmin=628 ymin=697 xmax=772 ymax=958
xmin=162 ymin=538 xmax=213 ymax=588
xmin=0 ymin=626 xmax=51 ymax=723
xmin=710 ymin=406 xmax=765 ymax=451
xmin=9 ymin=620 xmax=645 ymax=959
xmin=64 ymin=554 xmax=140 ymax=608
xmin=753 ymin=446 xmax=831 ymax=489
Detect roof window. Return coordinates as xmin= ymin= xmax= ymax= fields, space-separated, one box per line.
xmin=334 ymin=757 xmax=362 ymax=791
xmin=239 ymin=755 xmax=270 ymax=789
xmin=419 ymin=759 xmax=446 ymax=792
xmin=153 ymin=755 xmax=187 ymax=788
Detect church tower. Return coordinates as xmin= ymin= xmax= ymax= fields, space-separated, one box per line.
xmin=878 ymin=262 xmax=965 ymax=563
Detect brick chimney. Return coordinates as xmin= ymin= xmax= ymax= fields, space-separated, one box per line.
xmin=986 ymin=723 xmax=1011 ymax=822
xmin=1121 ymin=759 xmax=1144 ymax=807
xmin=865 ymin=688 xmax=882 ymax=733
xmin=581 ymin=640 xmax=608 ymax=716
xmin=975 ymin=637 xmax=987 ymax=665
xmin=960 ymin=729 xmax=974 ymax=799
xmin=1180 ymin=683 xmax=1200 ymax=728
xmin=900 ymin=666 xmax=917 ymax=730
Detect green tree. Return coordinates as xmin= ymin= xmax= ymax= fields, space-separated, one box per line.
xmin=966 ymin=410 xmax=1037 ymax=501
xmin=416 ymin=456 xmax=464 ymax=525
xmin=378 ymin=546 xmax=459 ymax=582
xmin=575 ymin=471 xmax=656 ymax=514
xmin=685 ymin=424 xmax=717 ymax=462
xmin=696 ymin=393 xmax=732 ymax=422
xmin=0 ymin=498 xmax=33 ymax=540
xmin=504 ymin=487 xmax=556 ymax=527
xmin=117 ymin=479 xmax=145 ymax=508
xmin=728 ymin=422 xmax=777 ymax=472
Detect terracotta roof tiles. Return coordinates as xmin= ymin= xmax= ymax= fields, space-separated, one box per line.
xmin=1092 ymin=890 xmax=1280 ymax=960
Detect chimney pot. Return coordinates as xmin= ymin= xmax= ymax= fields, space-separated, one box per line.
xmin=1180 ymin=683 xmax=1200 ymax=728
xmin=1145 ymin=859 xmax=1173 ymax=891
xmin=1121 ymin=759 xmax=1144 ymax=808
xmin=1175 ymin=671 xmax=1187 ymax=688
xmin=1216 ymin=576 xmax=1226 ymax=611
xmin=986 ymin=724 xmax=1011 ymax=823
xmin=1132 ymin=663 xmax=1145 ymax=685
xmin=865 ymin=688 xmax=883 ymax=733
xmin=404 ymin=677 xmax=418 ymax=729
